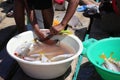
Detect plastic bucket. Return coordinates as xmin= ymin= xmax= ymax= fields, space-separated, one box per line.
xmin=6 ymin=30 xmax=83 ymax=79
xmin=83 ymin=37 xmax=120 ymax=80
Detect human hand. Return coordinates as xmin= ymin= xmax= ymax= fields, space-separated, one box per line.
xmin=50 ymin=23 xmax=65 ymax=35
xmin=38 ymin=29 xmax=58 ymax=45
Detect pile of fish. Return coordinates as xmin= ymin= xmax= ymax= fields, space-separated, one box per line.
xmin=100 ymin=52 xmax=120 ymax=72
xmin=14 ymin=38 xmax=74 ymax=63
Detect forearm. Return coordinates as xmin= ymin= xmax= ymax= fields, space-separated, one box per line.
xmin=60 ymin=0 xmax=79 ymax=28
xmin=28 ymin=10 xmax=45 ymax=39
xmin=81 ymin=0 xmax=94 ymax=4
xmin=24 ymin=0 xmax=44 ymax=39
xmin=81 ymin=0 xmax=100 ymax=5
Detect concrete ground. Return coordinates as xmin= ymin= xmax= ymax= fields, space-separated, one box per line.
xmin=0 ymin=0 xmax=15 ymax=29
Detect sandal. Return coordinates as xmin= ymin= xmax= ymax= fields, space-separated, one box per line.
xmin=6 ymin=10 xmax=14 ymax=17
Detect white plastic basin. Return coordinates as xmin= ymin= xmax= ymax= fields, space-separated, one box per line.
xmin=6 ymin=30 xmax=83 ymax=79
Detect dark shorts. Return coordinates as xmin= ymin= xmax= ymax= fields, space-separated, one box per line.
xmin=27 ymin=0 xmax=52 ymax=10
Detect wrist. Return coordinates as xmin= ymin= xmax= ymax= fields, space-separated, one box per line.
xmin=60 ymin=22 xmax=67 ymax=28
xmin=39 ymin=34 xmax=53 ymax=42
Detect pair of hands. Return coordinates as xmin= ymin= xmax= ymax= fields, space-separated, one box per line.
xmin=38 ymin=24 xmax=65 ymax=45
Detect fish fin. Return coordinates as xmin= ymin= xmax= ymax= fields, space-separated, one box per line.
xmin=109 ymin=52 xmax=117 ymax=61
xmin=100 ymin=53 xmax=106 ymax=60
xmin=38 ymin=52 xmax=44 ymax=54
xmin=110 ymin=52 xmax=114 ymax=58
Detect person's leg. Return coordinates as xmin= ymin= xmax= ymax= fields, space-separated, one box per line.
xmin=89 ymin=18 xmax=110 ymax=40
xmin=27 ymin=10 xmax=45 ymax=30
xmin=41 ymin=7 xmax=54 ymax=29
xmin=35 ymin=10 xmax=44 ymax=29
xmin=14 ymin=0 xmax=27 ymax=33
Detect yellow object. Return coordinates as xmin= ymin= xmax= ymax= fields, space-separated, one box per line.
xmin=59 ymin=30 xmax=73 ymax=35
xmin=52 ymin=19 xmax=59 ymax=26
xmin=100 ymin=52 xmax=114 ymax=60
xmin=39 ymin=52 xmax=44 ymax=54
xmin=100 ymin=53 xmax=107 ymax=60
xmin=53 ymin=19 xmax=73 ymax=35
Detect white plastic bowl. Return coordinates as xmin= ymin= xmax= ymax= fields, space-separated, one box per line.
xmin=6 ymin=30 xmax=83 ymax=79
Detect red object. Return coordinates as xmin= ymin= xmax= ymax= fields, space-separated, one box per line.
xmin=54 ymin=0 xmax=64 ymax=5
xmin=112 ymin=0 xmax=120 ymax=15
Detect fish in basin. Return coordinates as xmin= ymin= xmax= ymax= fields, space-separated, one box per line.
xmin=100 ymin=52 xmax=120 ymax=72
xmin=14 ymin=38 xmax=75 ymax=63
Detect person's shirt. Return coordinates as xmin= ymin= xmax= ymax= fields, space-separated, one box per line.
xmin=27 ymin=0 xmax=52 ymax=10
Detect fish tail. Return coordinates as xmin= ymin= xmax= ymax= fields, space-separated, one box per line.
xmin=110 ymin=52 xmax=114 ymax=58
xmin=100 ymin=53 xmax=106 ymax=60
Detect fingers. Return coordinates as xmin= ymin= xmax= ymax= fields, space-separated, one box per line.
xmin=50 ymin=27 xmax=57 ymax=35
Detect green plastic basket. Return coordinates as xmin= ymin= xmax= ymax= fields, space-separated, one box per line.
xmin=83 ymin=37 xmax=120 ymax=80
xmin=72 ymin=34 xmax=89 ymax=80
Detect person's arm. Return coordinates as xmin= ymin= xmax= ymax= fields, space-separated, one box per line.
xmin=14 ymin=0 xmax=27 ymax=33
xmin=50 ymin=0 xmax=79 ymax=35
xmin=24 ymin=0 xmax=46 ymax=41
xmin=24 ymin=1 xmax=57 ymax=45
xmin=81 ymin=0 xmax=100 ymax=5
xmin=61 ymin=0 xmax=79 ymax=27
xmin=29 ymin=10 xmax=46 ymax=40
